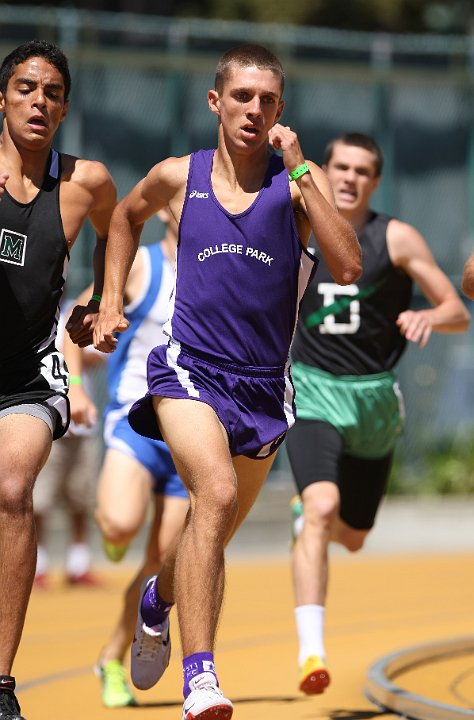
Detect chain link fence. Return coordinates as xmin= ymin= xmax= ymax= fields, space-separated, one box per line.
xmin=2 ymin=6 xmax=474 ymax=488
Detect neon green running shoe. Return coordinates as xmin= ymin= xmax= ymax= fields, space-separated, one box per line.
xmin=103 ymin=539 xmax=129 ymax=563
xmin=95 ymin=659 xmax=137 ymax=708
xmin=290 ymin=495 xmax=304 ymax=547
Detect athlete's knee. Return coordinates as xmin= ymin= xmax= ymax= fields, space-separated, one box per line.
xmin=192 ymin=472 xmax=238 ymax=531
xmin=95 ymin=507 xmax=140 ymax=545
xmin=206 ymin=479 xmax=238 ymax=522
xmin=303 ymin=487 xmax=340 ymax=533
xmin=0 ymin=472 xmax=34 ymax=517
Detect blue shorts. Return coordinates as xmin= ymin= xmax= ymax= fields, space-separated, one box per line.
xmin=104 ymin=408 xmax=187 ymax=498
xmin=128 ymin=340 xmax=295 ymax=459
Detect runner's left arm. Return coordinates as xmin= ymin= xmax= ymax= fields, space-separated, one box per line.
xmin=268 ymin=123 xmax=362 ymax=286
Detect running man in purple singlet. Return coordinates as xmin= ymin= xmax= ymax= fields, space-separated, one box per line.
xmin=86 ymin=45 xmax=361 ymax=720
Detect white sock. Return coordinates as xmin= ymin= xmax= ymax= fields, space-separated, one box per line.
xmin=295 ymin=604 xmax=326 ymax=666
xmin=36 ymin=544 xmax=49 ymax=576
xmin=66 ymin=543 xmax=91 ymax=577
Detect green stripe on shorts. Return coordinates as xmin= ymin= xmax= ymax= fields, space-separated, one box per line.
xmin=292 ymin=362 xmax=404 ymax=459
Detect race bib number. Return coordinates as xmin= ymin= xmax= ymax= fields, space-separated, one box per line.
xmin=40 ymin=351 xmax=68 ymax=393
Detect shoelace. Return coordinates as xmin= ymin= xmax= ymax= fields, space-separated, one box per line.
xmin=104 ymin=663 xmax=127 ymax=693
xmin=136 ymin=624 xmax=166 ymax=662
xmin=0 ymin=689 xmax=20 ymax=717
xmin=192 ymin=681 xmax=223 ymax=696
xmin=189 ymin=671 xmax=221 ymax=693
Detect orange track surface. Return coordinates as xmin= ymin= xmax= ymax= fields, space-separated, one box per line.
xmin=15 ymin=551 xmax=474 ymax=719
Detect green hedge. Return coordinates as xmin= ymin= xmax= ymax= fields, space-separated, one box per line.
xmin=388 ymin=436 xmax=474 ymax=495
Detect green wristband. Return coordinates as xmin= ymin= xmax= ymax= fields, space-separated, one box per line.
xmin=69 ymin=375 xmax=83 ymax=386
xmin=90 ymin=294 xmax=102 ymax=303
xmin=288 ymin=162 xmax=310 ymax=181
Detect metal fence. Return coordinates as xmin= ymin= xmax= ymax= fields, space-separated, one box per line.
xmin=2 ymin=6 xmax=474 ymax=480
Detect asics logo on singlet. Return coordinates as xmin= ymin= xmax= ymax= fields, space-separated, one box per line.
xmin=189 ymin=189 xmax=209 ymax=199
xmin=0 ymin=229 xmax=27 ymax=266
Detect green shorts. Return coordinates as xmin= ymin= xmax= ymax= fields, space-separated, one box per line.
xmin=292 ymin=362 xmax=404 ymax=459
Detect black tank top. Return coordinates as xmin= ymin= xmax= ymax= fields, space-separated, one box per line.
xmin=292 ymin=212 xmax=413 ymax=375
xmin=0 ymin=149 xmax=68 ymax=372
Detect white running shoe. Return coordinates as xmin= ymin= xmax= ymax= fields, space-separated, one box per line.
xmin=131 ymin=576 xmax=171 ymax=690
xmin=182 ymin=672 xmax=233 ymax=719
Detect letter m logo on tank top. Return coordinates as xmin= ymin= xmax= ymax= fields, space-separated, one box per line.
xmin=0 ymin=228 xmax=27 ymax=266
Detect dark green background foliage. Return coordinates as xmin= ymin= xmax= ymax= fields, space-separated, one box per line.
xmin=9 ymin=0 xmax=474 ymax=34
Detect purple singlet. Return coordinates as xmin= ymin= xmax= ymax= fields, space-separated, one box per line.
xmin=129 ymin=149 xmax=318 ymax=457
xmin=164 ymin=149 xmax=317 ymax=368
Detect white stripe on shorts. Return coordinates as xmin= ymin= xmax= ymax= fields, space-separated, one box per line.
xmin=283 ymin=361 xmax=295 ymax=429
xmin=167 ymin=339 xmax=200 ymax=398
